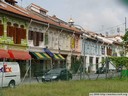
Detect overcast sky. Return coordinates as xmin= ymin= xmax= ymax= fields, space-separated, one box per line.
xmin=18 ymin=0 xmax=128 ymax=35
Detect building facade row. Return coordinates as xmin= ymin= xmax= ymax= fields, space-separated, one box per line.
xmin=0 ymin=0 xmax=124 ymax=76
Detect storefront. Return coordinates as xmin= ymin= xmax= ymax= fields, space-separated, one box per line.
xmin=0 ymin=49 xmax=31 ymax=77
xmin=29 ymin=52 xmax=52 ymax=76
xmin=43 ymin=48 xmax=65 ymax=68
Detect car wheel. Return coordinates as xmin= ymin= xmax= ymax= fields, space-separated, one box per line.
xmin=8 ymin=81 xmax=15 ymax=88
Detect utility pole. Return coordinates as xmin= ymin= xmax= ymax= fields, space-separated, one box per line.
xmin=125 ymin=17 xmax=127 ymax=33
xmin=124 ymin=17 xmax=127 ymax=56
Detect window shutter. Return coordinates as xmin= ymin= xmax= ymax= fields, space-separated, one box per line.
xmin=0 ymin=24 xmax=3 ymax=36
xmin=7 ymin=26 xmax=14 ymax=37
xmin=40 ymin=33 xmax=43 ymax=41
xmin=36 ymin=32 xmax=39 ymax=46
xmin=16 ymin=28 xmax=21 ymax=44
xmin=13 ymin=27 xmax=16 ymax=44
xmin=33 ymin=32 xmax=36 ymax=46
xmin=28 ymin=31 xmax=33 ymax=40
xmin=21 ymin=29 xmax=26 ymax=39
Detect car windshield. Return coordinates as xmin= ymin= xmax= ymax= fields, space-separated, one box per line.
xmin=47 ymin=69 xmax=63 ymax=74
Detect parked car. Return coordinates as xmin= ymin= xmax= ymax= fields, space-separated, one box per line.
xmin=96 ymin=67 xmax=108 ymax=74
xmin=42 ymin=68 xmax=72 ymax=82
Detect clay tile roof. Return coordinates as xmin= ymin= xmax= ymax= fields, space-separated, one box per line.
xmin=0 ymin=1 xmax=81 ymax=33
xmin=0 ymin=1 xmax=29 ymax=17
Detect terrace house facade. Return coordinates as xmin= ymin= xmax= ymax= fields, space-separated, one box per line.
xmin=81 ymin=32 xmax=123 ymax=73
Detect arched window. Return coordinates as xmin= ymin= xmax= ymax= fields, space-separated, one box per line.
xmin=13 ymin=23 xmax=18 ymax=27
xmin=7 ymin=22 xmax=13 ymax=37
xmin=20 ymin=25 xmax=26 ymax=39
xmin=7 ymin=23 xmax=26 ymax=44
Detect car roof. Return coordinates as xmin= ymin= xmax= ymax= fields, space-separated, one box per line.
xmin=51 ymin=68 xmax=66 ymax=71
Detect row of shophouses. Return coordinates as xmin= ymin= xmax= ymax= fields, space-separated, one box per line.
xmin=0 ymin=0 xmax=124 ymax=76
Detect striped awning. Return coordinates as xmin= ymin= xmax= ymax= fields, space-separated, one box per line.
xmin=30 ymin=52 xmax=51 ymax=60
xmin=53 ymin=54 xmax=65 ymax=60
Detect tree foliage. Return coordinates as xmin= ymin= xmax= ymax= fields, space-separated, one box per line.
xmin=122 ymin=31 xmax=128 ymax=41
xmin=109 ymin=57 xmax=128 ymax=69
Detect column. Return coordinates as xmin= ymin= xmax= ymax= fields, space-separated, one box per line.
xmin=92 ymin=56 xmax=96 ymax=72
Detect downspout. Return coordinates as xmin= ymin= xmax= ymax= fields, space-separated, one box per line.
xmin=45 ymin=23 xmax=50 ymax=33
xmin=58 ymin=28 xmax=63 ymax=53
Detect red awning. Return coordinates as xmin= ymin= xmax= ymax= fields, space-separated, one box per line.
xmin=0 ymin=49 xmax=10 ymax=59
xmin=8 ymin=50 xmax=31 ymax=60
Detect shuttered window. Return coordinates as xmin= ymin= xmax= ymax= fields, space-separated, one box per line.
xmin=107 ymin=47 xmax=112 ymax=56
xmin=7 ymin=26 xmax=14 ymax=37
xmin=0 ymin=24 xmax=3 ymax=36
xmin=21 ymin=28 xmax=26 ymax=39
xmin=28 ymin=31 xmax=33 ymax=40
xmin=16 ymin=28 xmax=21 ymax=44
xmin=7 ymin=25 xmax=26 ymax=44
xmin=39 ymin=33 xmax=43 ymax=41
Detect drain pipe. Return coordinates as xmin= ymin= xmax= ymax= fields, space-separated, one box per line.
xmin=58 ymin=28 xmax=63 ymax=53
xmin=45 ymin=23 xmax=50 ymax=32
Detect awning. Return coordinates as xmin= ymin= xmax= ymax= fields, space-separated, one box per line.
xmin=43 ymin=48 xmax=54 ymax=57
xmin=30 ymin=52 xmax=51 ymax=60
xmin=53 ymin=54 xmax=65 ymax=60
xmin=8 ymin=50 xmax=31 ymax=60
xmin=0 ymin=49 xmax=10 ymax=59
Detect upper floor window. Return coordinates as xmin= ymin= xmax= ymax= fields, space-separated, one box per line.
xmin=28 ymin=30 xmax=44 ymax=46
xmin=101 ymin=46 xmax=105 ymax=55
xmin=107 ymin=47 xmax=112 ymax=56
xmin=71 ymin=37 xmax=75 ymax=49
xmin=7 ymin=23 xmax=26 ymax=44
xmin=0 ymin=20 xmax=3 ymax=36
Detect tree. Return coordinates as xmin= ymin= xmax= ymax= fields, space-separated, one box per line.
xmin=122 ymin=31 xmax=128 ymax=55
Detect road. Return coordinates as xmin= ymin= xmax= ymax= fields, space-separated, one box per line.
xmin=21 ymin=72 xmax=121 ymax=84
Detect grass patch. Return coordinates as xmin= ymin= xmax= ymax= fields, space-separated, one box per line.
xmin=1 ymin=79 xmax=128 ymax=96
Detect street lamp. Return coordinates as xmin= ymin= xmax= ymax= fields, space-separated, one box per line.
xmin=68 ymin=18 xmax=87 ymax=79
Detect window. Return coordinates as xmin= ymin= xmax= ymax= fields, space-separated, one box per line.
xmin=39 ymin=33 xmax=43 ymax=41
xmin=101 ymin=46 xmax=105 ymax=55
xmin=28 ymin=31 xmax=33 ymax=40
xmin=7 ymin=23 xmax=26 ymax=44
xmin=29 ymin=31 xmax=44 ymax=46
xmin=33 ymin=32 xmax=39 ymax=46
xmin=0 ymin=20 xmax=3 ymax=36
xmin=0 ymin=24 xmax=3 ymax=36
xmin=71 ymin=37 xmax=75 ymax=49
xmin=107 ymin=47 xmax=112 ymax=56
